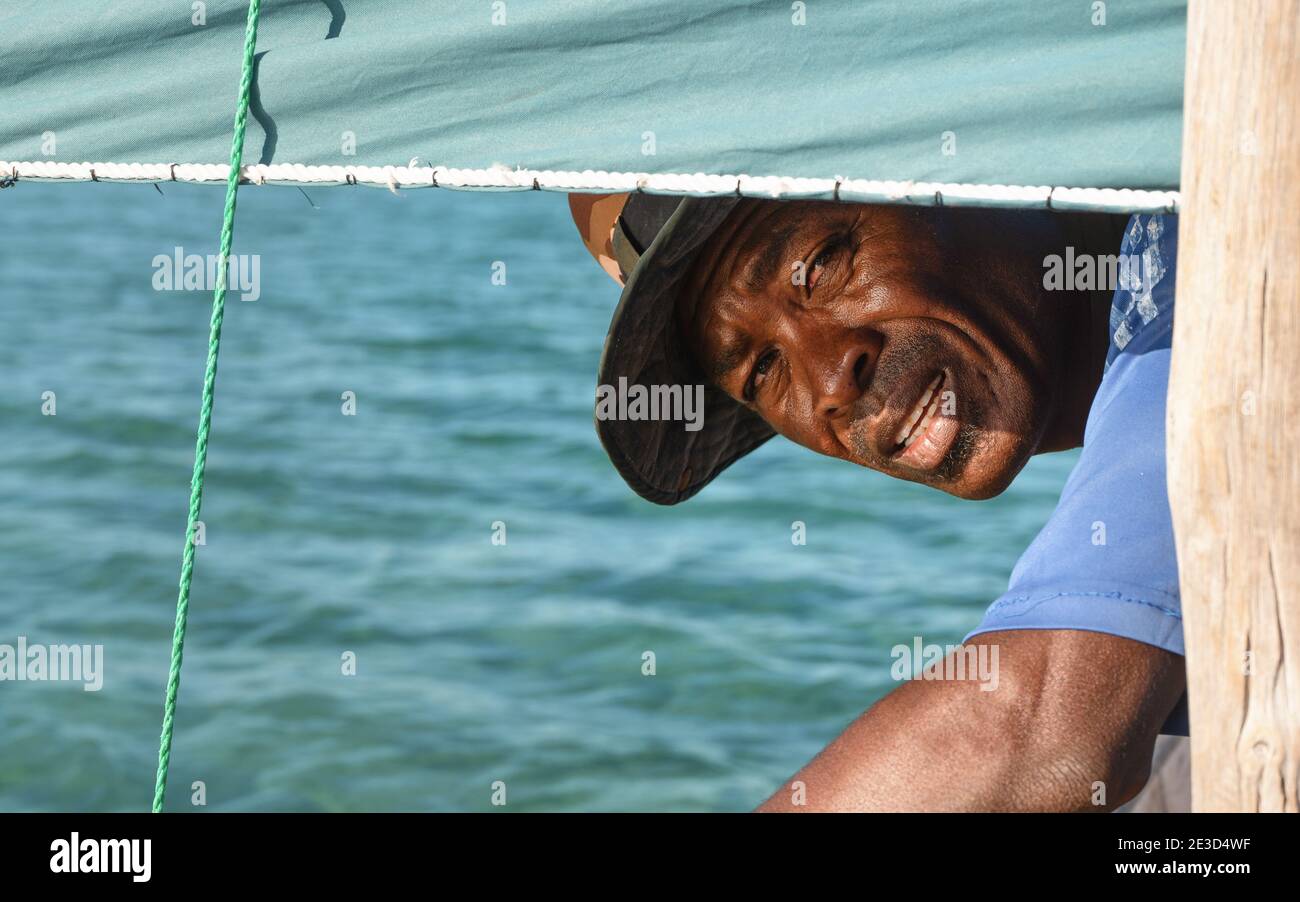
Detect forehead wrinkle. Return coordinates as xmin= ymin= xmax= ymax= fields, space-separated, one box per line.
xmin=709 ymin=322 xmax=751 ymax=386
xmin=735 ymin=222 xmax=799 ymax=296
xmin=678 ymin=201 xmax=780 ymax=387
xmin=686 ymin=289 xmax=751 ymax=387
xmin=688 ymin=200 xmax=769 ymax=304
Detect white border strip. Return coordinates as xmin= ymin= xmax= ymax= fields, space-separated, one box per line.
xmin=0 ymin=160 xmax=1181 ymax=213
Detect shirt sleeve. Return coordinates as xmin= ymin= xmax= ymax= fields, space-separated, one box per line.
xmin=963 ymin=214 xmax=1187 ymax=735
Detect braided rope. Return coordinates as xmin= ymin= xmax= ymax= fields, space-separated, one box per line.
xmin=152 ymin=0 xmax=261 ymax=814
xmin=0 ymin=159 xmax=1181 ymax=213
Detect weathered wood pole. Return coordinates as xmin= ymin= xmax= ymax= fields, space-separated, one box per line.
xmin=1169 ymin=0 xmax=1299 ymax=811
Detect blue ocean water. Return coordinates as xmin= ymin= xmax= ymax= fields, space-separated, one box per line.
xmin=0 ymin=181 xmax=1077 ymax=812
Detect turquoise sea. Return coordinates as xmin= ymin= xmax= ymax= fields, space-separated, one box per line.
xmin=0 ymin=181 xmax=1078 ymax=812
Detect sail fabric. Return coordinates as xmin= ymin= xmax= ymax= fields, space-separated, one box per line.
xmin=1 ymin=0 xmax=1186 ymax=205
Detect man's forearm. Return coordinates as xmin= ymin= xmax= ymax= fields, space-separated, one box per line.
xmin=756 ymin=630 xmax=1185 ymax=812
xmin=756 ymin=673 xmax=1111 ymax=811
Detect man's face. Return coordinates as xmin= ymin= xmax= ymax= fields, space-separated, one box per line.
xmin=678 ymin=200 xmax=1069 ymax=499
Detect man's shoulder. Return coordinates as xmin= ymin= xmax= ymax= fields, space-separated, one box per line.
xmin=1084 ymin=212 xmax=1178 ymax=441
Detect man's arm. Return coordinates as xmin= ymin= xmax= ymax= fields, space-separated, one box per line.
xmin=756 ymin=629 xmax=1185 ymax=812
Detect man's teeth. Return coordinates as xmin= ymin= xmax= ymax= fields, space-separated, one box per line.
xmin=895 ymin=374 xmax=944 ymax=447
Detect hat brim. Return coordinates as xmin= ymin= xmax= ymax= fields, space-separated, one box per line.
xmin=595 ymin=196 xmax=775 ymax=505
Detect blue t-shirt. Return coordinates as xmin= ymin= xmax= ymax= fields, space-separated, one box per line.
xmin=963 ymin=212 xmax=1187 ymax=735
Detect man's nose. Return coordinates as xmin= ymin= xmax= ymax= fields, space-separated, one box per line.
xmin=810 ymin=336 xmax=878 ymax=420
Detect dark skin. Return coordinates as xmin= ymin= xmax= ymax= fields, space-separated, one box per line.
xmin=679 ymin=200 xmax=1124 ymax=498
xmin=673 ymin=200 xmax=1185 ymax=811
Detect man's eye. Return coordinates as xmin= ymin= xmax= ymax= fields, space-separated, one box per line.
xmin=809 ymin=251 xmax=832 ymax=287
xmin=746 ymin=349 xmax=780 ymax=402
xmin=807 ymin=239 xmax=845 ymax=290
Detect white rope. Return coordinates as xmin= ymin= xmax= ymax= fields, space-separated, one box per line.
xmin=0 ymin=160 xmax=1180 ymax=213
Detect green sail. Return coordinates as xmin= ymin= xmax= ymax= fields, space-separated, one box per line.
xmin=0 ymin=0 xmax=1185 ymax=208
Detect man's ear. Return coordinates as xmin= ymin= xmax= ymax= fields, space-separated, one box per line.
xmin=568 ymin=193 xmax=629 ymax=286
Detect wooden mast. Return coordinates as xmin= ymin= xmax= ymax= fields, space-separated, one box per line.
xmin=1169 ymin=0 xmax=1299 ymax=811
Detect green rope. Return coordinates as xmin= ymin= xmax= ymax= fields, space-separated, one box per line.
xmin=152 ymin=0 xmax=262 ymax=813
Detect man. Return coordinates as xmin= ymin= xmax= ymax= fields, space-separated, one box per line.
xmin=570 ymin=192 xmax=1185 ymax=812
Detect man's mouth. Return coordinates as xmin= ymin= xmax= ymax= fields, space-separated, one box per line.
xmin=890 ymin=371 xmax=960 ymax=471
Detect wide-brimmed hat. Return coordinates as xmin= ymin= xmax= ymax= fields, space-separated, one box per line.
xmin=571 ymin=192 xmax=775 ymax=505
